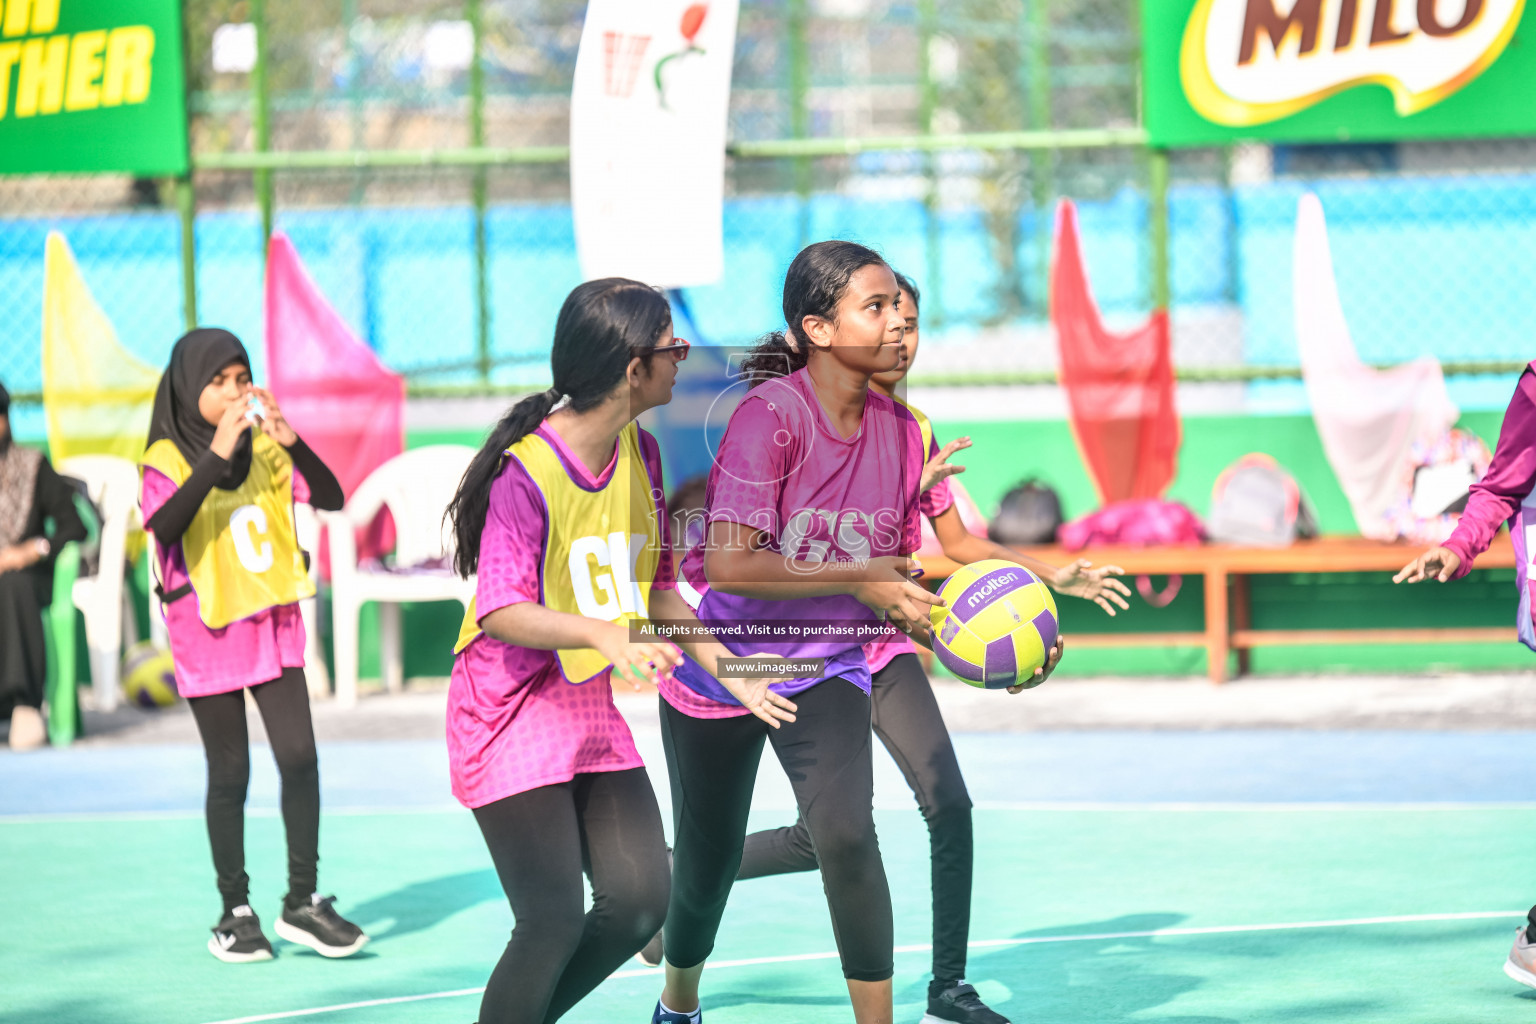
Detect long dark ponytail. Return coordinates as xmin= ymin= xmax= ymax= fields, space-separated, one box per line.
xmin=739 ymin=240 xmax=890 ymax=388
xmin=448 ymin=278 xmax=672 ymax=578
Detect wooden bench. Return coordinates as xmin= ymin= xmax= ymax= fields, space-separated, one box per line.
xmin=919 ymin=534 xmax=1518 ymax=683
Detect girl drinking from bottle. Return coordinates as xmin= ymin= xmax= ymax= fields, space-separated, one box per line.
xmin=141 ymin=329 xmax=365 ymax=963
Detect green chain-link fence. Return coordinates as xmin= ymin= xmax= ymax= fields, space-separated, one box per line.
xmin=4 ymin=0 xmax=1534 ymax=409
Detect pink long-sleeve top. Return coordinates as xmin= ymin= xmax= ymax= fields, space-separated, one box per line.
xmin=1442 ymin=367 xmax=1536 ymax=578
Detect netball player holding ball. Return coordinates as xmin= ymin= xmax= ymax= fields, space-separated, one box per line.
xmin=652 ymin=241 xmax=991 ymax=1024
xmin=443 ymin=279 xmax=795 ymax=1024
xmin=728 ymin=270 xmax=1121 ymax=1024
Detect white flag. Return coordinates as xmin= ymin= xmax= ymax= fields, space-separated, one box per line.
xmin=570 ymin=0 xmax=739 ymax=288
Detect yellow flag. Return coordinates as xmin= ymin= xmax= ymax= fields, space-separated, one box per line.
xmin=41 ymin=232 xmax=160 ymax=463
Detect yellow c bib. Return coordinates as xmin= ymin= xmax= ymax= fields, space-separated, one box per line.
xmin=143 ymin=433 xmax=316 ymax=629
xmin=454 ymin=423 xmax=662 ymax=684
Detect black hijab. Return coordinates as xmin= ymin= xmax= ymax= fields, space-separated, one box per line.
xmin=147 ymin=329 xmax=254 ymax=490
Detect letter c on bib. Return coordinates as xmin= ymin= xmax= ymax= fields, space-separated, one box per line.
xmin=230 ymin=505 xmax=274 ymax=573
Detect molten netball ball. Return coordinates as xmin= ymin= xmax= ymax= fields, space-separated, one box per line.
xmin=121 ymin=641 xmax=180 ymax=708
xmin=930 ymin=559 xmax=1058 ymax=689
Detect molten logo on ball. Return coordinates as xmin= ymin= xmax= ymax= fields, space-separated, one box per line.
xmin=966 ymin=572 xmax=1022 ymax=608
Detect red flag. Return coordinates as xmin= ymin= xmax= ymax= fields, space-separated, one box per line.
xmin=1051 ymin=201 xmax=1179 ymax=504
xmin=265 ymin=232 xmax=405 ymax=565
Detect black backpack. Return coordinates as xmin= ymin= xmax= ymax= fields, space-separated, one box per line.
xmin=988 ymin=479 xmax=1065 ymax=546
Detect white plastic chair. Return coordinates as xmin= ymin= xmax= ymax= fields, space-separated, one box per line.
xmin=319 ymin=445 xmax=477 ymax=707
xmin=291 ymin=503 xmax=331 ymax=699
xmin=57 ymin=455 xmax=143 ymax=713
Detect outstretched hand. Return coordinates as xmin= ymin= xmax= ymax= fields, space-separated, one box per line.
xmin=713 ymin=655 xmax=800 ymax=729
xmin=921 ymin=436 xmax=971 ymax=493
xmin=1393 ymin=547 xmax=1462 ymax=584
xmin=1051 ymin=559 xmax=1132 ymax=616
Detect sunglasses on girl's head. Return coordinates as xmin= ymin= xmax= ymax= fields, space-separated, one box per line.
xmin=652 ymin=338 xmax=690 ymax=361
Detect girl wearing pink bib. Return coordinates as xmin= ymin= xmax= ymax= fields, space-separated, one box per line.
xmin=443 ymin=279 xmax=794 ymax=1024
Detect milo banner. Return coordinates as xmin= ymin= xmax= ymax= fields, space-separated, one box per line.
xmin=570 ymin=0 xmax=740 ymax=288
xmin=0 ymin=0 xmax=188 ymax=175
xmin=1144 ymin=0 xmax=1536 ymax=146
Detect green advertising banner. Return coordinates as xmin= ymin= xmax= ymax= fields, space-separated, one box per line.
xmin=1144 ymin=0 xmax=1536 ymax=147
xmin=0 ymin=0 xmax=188 ymax=175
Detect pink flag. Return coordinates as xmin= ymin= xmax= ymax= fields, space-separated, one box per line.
xmin=265 ymin=232 xmax=405 ymax=564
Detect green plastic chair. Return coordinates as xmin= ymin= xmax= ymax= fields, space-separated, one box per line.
xmin=41 ymin=490 xmax=100 ymax=747
xmin=42 ymin=541 xmax=81 ymax=746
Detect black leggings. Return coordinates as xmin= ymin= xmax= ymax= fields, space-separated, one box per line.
xmin=738 ymin=653 xmax=974 ymax=984
xmin=661 ymin=677 xmax=894 ymax=982
xmin=187 ymin=667 xmax=320 ymax=913
xmin=472 ymin=768 xmax=670 ymax=1024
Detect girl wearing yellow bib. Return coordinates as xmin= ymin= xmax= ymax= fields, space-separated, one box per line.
xmin=140 ymin=330 xmax=366 ymax=964
xmin=443 ymin=280 xmax=795 ymax=1024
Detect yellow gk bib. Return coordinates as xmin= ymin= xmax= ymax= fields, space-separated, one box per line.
xmin=143 ymin=433 xmax=316 ymax=629
xmin=891 ymin=394 xmax=934 ymax=458
xmin=454 ymin=423 xmax=662 ymax=684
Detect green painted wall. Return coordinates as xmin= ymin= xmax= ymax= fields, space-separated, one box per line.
xmin=926 ymin=410 xmax=1523 ymax=676
xmin=360 ymin=410 xmax=1526 ymax=683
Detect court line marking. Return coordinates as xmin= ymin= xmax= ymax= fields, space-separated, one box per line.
xmin=195 ymin=910 xmax=1526 ymax=1024
xmin=7 ymin=801 xmax=1536 ymax=825
xmin=972 ymin=801 xmax=1536 ymax=812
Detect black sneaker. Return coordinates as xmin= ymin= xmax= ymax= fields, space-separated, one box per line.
xmin=651 ymin=1000 xmax=698 ymax=1023
xmin=209 ymin=905 xmax=275 ymax=963
xmin=274 ymin=894 xmax=369 ymax=958
xmin=923 ymin=981 xmax=1010 ymax=1024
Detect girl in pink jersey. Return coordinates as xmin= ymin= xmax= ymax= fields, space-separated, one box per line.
xmin=443 ymin=279 xmax=794 ymax=1024
xmin=1394 ymin=362 xmax=1536 ymax=990
xmin=652 ymin=242 xmax=997 ymax=1024
xmin=733 ymin=271 xmax=1127 ymax=1024
xmin=140 ymin=329 xmax=366 ymax=963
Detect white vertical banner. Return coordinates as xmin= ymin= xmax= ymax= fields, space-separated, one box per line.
xmin=570 ymin=0 xmax=740 ymax=288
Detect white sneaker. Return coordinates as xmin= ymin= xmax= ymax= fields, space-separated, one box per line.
xmin=8 ymin=705 xmax=45 ymax=751
xmin=1504 ymin=926 xmax=1536 ymax=989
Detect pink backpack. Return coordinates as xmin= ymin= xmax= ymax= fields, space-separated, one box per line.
xmin=1058 ymin=498 xmax=1205 ymax=550
xmin=1058 ymin=498 xmax=1205 ymax=607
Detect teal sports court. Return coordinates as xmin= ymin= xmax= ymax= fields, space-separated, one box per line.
xmin=7 ymin=2 xmax=1536 ymax=1023
xmin=5 ymin=727 xmax=1535 ymax=1024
